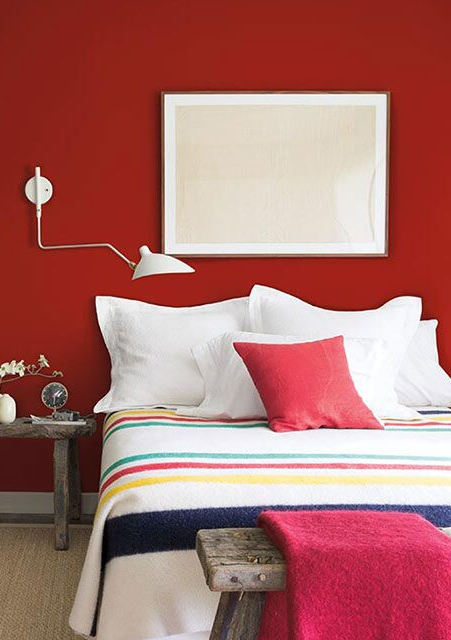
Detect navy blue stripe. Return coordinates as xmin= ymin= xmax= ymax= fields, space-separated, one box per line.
xmin=418 ymin=410 xmax=451 ymax=415
xmin=102 ymin=504 xmax=451 ymax=564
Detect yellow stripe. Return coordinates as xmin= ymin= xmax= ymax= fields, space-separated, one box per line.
xmin=103 ymin=409 xmax=178 ymax=432
xmin=104 ymin=412 xmax=451 ymax=429
xmin=97 ymin=473 xmax=451 ymax=513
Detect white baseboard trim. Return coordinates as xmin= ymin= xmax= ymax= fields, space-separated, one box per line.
xmin=0 ymin=492 xmax=98 ymax=514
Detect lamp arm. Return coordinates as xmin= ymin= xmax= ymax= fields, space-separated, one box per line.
xmin=36 ymin=216 xmax=136 ymax=269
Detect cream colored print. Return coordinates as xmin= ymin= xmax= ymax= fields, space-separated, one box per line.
xmin=174 ymin=104 xmax=376 ymax=245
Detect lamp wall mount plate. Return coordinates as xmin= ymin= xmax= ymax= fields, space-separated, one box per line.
xmin=25 ymin=168 xmax=53 ymax=215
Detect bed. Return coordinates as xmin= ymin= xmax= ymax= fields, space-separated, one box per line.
xmin=70 ymin=407 xmax=451 ymax=640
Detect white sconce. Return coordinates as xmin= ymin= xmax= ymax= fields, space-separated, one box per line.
xmin=24 ymin=166 xmax=194 ymax=280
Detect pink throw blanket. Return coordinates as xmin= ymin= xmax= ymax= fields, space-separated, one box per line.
xmin=258 ymin=510 xmax=451 ymax=640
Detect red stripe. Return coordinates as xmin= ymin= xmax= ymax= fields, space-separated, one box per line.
xmin=385 ymin=421 xmax=448 ymax=427
xmin=104 ymin=416 xmax=450 ymax=436
xmin=105 ymin=414 xmax=451 ymax=435
xmin=104 ymin=414 xmax=262 ymax=435
xmin=99 ymin=461 xmax=451 ymax=495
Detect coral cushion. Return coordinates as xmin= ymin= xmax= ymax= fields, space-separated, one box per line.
xmin=233 ymin=336 xmax=382 ymax=432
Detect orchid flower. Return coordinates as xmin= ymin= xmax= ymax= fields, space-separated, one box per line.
xmin=0 ymin=355 xmax=63 ymax=388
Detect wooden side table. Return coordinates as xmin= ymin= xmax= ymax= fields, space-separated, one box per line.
xmin=0 ymin=417 xmax=96 ymax=550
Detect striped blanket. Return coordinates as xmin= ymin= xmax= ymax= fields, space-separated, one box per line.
xmin=70 ymin=409 xmax=451 ymax=640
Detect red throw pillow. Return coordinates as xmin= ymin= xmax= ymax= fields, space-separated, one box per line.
xmin=233 ymin=336 xmax=382 ymax=432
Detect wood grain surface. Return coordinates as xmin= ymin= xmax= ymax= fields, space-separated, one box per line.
xmin=196 ymin=528 xmax=285 ymax=593
xmin=0 ymin=417 xmax=96 ymax=439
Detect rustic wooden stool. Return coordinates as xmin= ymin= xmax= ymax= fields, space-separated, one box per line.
xmin=197 ymin=525 xmax=451 ymax=640
xmin=196 ymin=528 xmax=285 ymax=640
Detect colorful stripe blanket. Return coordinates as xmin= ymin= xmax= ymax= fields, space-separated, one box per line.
xmin=70 ymin=409 xmax=451 ymax=640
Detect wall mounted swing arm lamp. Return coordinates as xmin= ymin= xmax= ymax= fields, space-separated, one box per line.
xmin=24 ymin=166 xmax=194 ymax=280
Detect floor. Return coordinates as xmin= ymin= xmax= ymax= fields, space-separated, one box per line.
xmin=0 ymin=524 xmax=210 ymax=640
xmin=0 ymin=524 xmax=91 ymax=640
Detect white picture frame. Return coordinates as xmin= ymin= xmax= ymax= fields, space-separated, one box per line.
xmin=162 ymin=92 xmax=389 ymax=257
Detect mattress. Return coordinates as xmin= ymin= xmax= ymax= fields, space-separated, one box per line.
xmin=70 ymin=408 xmax=451 ymax=640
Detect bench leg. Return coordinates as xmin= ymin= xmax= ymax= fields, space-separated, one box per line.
xmin=210 ymin=592 xmax=266 ymax=640
xmin=53 ymin=439 xmax=70 ymax=550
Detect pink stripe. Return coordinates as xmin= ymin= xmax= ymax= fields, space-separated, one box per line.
xmin=104 ymin=415 xmax=451 ymax=436
xmin=99 ymin=461 xmax=451 ymax=495
xmin=103 ymin=413 xmax=262 ymax=436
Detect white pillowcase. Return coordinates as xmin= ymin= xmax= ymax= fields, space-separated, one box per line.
xmin=186 ymin=331 xmax=389 ymax=421
xmin=396 ymin=320 xmax=451 ymax=406
xmin=249 ymin=285 xmax=422 ymax=419
xmin=94 ymin=296 xmax=249 ymax=413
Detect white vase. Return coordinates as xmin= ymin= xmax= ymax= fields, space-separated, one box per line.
xmin=0 ymin=394 xmax=16 ymax=424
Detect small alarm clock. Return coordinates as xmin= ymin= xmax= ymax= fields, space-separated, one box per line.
xmin=41 ymin=382 xmax=69 ymax=414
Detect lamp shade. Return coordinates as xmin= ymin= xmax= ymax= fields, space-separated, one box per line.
xmin=132 ymin=245 xmax=194 ymax=280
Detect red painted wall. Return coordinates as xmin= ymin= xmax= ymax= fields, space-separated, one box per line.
xmin=1 ymin=0 xmax=450 ymax=493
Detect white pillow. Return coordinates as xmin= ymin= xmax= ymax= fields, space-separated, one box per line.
xmin=94 ymin=296 xmax=249 ymax=413
xmin=185 ymin=331 xmax=389 ymax=421
xmin=249 ymin=285 xmax=422 ymax=418
xmin=396 ymin=320 xmax=451 ymax=406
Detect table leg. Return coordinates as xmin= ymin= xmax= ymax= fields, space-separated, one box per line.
xmin=53 ymin=439 xmax=70 ymax=550
xmin=209 ymin=592 xmax=265 ymax=640
xmin=68 ymin=438 xmax=81 ymax=520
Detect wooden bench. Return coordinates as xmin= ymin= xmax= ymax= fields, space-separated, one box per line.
xmin=196 ymin=528 xmax=284 ymax=640
xmin=196 ymin=525 xmax=451 ymax=640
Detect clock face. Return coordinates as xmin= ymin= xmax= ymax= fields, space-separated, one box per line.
xmin=41 ymin=382 xmax=68 ymax=411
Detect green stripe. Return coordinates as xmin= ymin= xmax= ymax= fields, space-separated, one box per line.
xmin=103 ymin=419 xmax=266 ymax=443
xmin=386 ymin=428 xmax=451 ymax=432
xmin=104 ymin=419 xmax=451 ymax=445
xmin=100 ymin=451 xmax=451 ymax=484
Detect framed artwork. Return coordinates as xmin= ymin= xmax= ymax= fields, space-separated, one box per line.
xmin=162 ymin=92 xmax=389 ymax=256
